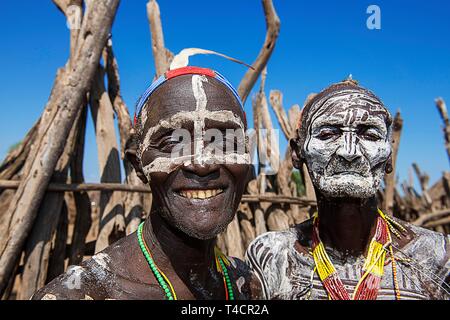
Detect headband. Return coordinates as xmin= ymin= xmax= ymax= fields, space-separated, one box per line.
xmin=134 ymin=66 xmax=245 ymax=126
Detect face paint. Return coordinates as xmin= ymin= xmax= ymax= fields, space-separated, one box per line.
xmin=139 ymin=75 xmax=250 ymax=180
xmin=302 ymin=89 xmax=392 ymax=198
xmin=136 ymin=73 xmax=250 ymax=240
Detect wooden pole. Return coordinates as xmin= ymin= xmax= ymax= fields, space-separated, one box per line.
xmin=238 ymin=0 xmax=280 ymax=104
xmin=383 ymin=111 xmax=403 ymax=214
xmin=89 ymin=66 xmax=125 ymax=253
xmin=68 ymin=106 xmax=92 ymax=265
xmin=0 ymin=180 xmax=316 ymax=205
xmin=17 ymin=106 xmax=84 ymax=300
xmin=146 ymin=0 xmax=173 ymax=77
xmin=0 ymin=0 xmax=120 ymax=295
xmin=436 ymin=98 xmax=450 ymax=164
xmin=103 ymin=39 xmax=146 ymax=234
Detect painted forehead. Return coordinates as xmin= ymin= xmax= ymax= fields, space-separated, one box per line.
xmin=305 ymin=87 xmax=391 ymax=129
xmin=310 ymin=103 xmax=388 ymax=132
xmin=142 ymin=74 xmax=245 ymax=130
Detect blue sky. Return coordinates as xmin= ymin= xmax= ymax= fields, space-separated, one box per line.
xmin=1 ymin=0 xmax=450 ymax=187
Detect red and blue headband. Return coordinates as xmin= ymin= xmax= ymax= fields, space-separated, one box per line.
xmin=134 ymin=66 xmax=245 ymax=126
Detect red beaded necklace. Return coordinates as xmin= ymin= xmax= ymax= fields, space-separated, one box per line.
xmin=311 ymin=212 xmax=391 ymax=300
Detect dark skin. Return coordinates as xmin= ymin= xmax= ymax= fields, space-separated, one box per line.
xmin=290 ymin=130 xmax=412 ymax=259
xmin=32 ymin=75 xmax=262 ymax=300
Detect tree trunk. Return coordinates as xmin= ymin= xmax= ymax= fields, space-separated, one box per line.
xmin=90 ymin=66 xmax=125 ymax=253
xmin=0 ymin=0 xmax=120 ymax=295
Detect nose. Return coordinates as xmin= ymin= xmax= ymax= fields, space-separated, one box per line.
xmin=182 ymin=162 xmax=220 ymax=179
xmin=336 ymin=132 xmax=362 ymax=162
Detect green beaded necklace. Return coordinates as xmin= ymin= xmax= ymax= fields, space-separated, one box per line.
xmin=137 ymin=222 xmax=235 ymax=300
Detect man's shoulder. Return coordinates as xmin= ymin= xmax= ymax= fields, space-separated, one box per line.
xmin=246 ymin=229 xmax=297 ymax=260
xmin=246 ymin=219 xmax=313 ymax=270
xmin=32 ymin=233 xmax=140 ymax=300
xmin=246 ymin=219 xmax=313 ymax=259
xmin=400 ymin=219 xmax=450 ymax=264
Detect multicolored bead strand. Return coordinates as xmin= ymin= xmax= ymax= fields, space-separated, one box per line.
xmin=217 ymin=254 xmax=235 ymax=300
xmin=137 ymin=221 xmax=235 ymax=300
xmin=311 ymin=210 xmax=390 ymax=300
xmin=137 ymin=222 xmax=175 ymax=300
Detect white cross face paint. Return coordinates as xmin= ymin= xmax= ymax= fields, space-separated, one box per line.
xmin=140 ymin=75 xmax=250 ymax=180
xmin=135 ymin=74 xmax=251 ymax=240
xmin=303 ymin=93 xmax=392 ymax=198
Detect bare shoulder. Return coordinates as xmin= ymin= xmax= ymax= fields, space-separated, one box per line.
xmin=32 ymin=232 xmax=163 ymax=300
xmin=399 ymin=219 xmax=450 ymax=269
xmin=246 ymin=219 xmax=313 ymax=267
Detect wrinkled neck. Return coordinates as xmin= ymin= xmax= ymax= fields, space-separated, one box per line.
xmin=142 ymin=207 xmax=217 ymax=288
xmin=315 ymin=193 xmax=379 ymax=257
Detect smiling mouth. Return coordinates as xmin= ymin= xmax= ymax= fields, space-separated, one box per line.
xmin=177 ymin=189 xmax=225 ymax=200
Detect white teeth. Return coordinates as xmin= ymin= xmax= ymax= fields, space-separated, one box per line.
xmin=179 ymin=189 xmax=223 ymax=199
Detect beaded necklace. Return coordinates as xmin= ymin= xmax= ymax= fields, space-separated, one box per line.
xmin=137 ymin=222 xmax=235 ymax=300
xmin=311 ymin=209 xmax=402 ymax=300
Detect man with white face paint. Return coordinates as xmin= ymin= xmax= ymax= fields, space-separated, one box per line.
xmin=246 ymin=78 xmax=450 ymax=300
xmin=32 ymin=66 xmax=262 ymax=300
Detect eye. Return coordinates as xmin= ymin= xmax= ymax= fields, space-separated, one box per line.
xmin=316 ymin=127 xmax=340 ymax=140
xmin=158 ymin=134 xmax=182 ymax=151
xmin=360 ymin=127 xmax=383 ymax=141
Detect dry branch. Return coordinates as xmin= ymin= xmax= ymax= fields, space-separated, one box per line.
xmin=436 ymin=98 xmax=450 ymax=165
xmin=68 ymin=107 xmax=92 ymax=265
xmin=17 ymin=106 xmax=84 ymax=300
xmin=412 ymin=208 xmax=450 ymax=226
xmin=147 ymin=0 xmax=173 ymax=77
xmin=0 ymin=120 xmax=40 ymax=181
xmin=0 ymin=0 xmax=120 ymax=295
xmin=383 ymin=111 xmax=403 ymax=213
xmin=103 ymin=38 xmax=146 ymax=234
xmin=0 ymin=180 xmax=316 ymax=206
xmin=90 ymin=66 xmax=125 ymax=253
xmin=238 ymin=0 xmax=280 ymax=104
xmin=269 ymin=90 xmax=292 ymax=140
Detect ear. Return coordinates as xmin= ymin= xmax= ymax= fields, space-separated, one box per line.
xmin=125 ymin=140 xmax=149 ymax=185
xmin=385 ymin=156 xmax=393 ymax=174
xmin=290 ymin=135 xmax=303 ymax=170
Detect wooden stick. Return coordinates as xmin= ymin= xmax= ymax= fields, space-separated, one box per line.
xmin=238 ymin=0 xmax=280 ymax=104
xmin=68 ymin=106 xmax=92 ymax=265
xmin=257 ymin=70 xmax=280 ymax=173
xmin=46 ymin=200 xmax=69 ymax=283
xmin=146 ymin=0 xmax=173 ymax=76
xmin=383 ymin=111 xmax=403 ymax=213
xmin=436 ymin=98 xmax=450 ymax=164
xmin=0 ymin=0 xmax=120 ymax=295
xmin=103 ymin=38 xmax=132 ymax=161
xmin=17 ymin=2 xmax=87 ymax=298
xmin=103 ymin=38 xmax=146 ymax=234
xmin=0 ymin=119 xmax=40 ymax=181
xmin=412 ymin=208 xmax=450 ymax=226
xmin=0 ymin=180 xmax=150 ymax=192
xmin=17 ymin=106 xmax=84 ymax=300
xmin=412 ymin=162 xmax=432 ymax=207
xmin=0 ymin=180 xmax=316 ymax=205
xmin=424 ymin=215 xmax=450 ymax=228
xmin=89 ymin=66 xmax=125 ymax=253
xmin=269 ymin=90 xmax=292 ymax=140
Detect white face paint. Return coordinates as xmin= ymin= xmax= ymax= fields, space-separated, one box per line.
xmin=139 ymin=75 xmax=250 ymax=180
xmin=303 ymin=92 xmax=391 ymax=198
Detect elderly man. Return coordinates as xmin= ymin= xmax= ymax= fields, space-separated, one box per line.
xmin=33 ymin=66 xmax=261 ymax=300
xmin=246 ymin=78 xmax=450 ymax=300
